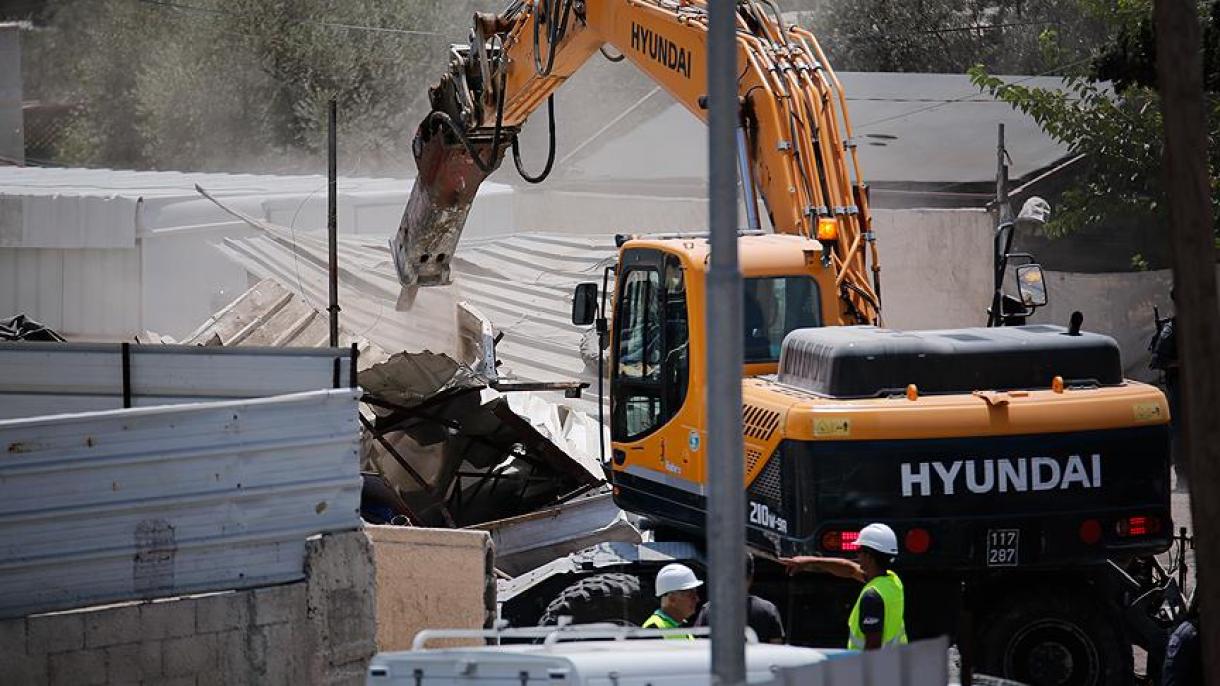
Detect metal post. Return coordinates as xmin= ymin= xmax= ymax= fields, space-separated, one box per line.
xmin=988 ymin=124 xmax=1012 ymax=327
xmin=327 ymin=98 xmax=340 ymax=349
xmin=736 ymin=126 xmax=760 ymax=231
xmin=707 ymin=2 xmax=746 ymax=685
xmin=1154 ymin=0 xmax=1220 ymax=680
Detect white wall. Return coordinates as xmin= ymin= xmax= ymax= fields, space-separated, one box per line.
xmin=0 ymin=246 xmax=141 ymax=338
xmin=1031 ymin=267 xmax=1220 ymax=382
xmin=872 ymin=208 xmax=994 ymax=330
xmin=0 ymin=172 xmax=515 ymax=340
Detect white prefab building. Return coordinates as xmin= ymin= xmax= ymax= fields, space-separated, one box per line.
xmin=0 ymin=167 xmax=515 ymax=340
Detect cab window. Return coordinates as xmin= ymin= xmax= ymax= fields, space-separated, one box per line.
xmin=743 ymin=276 xmax=822 ymax=363
xmin=613 ymin=254 xmax=690 ymax=441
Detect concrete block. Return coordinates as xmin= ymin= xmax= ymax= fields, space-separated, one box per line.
xmin=139 ymin=640 xmax=163 ymax=679
xmin=27 ymin=612 xmax=84 ymax=654
xmin=210 ymin=629 xmax=253 ymax=686
xmin=257 ymin=623 xmax=306 ymax=685
xmin=48 ymin=648 xmax=106 ymax=686
xmin=84 ymin=605 xmax=141 ymax=647
xmin=4 ymin=652 xmax=47 ymax=685
xmin=252 ymin=583 xmax=305 ymax=626
xmin=366 ymin=525 xmax=492 ymax=650
xmin=195 ymin=591 xmax=251 ymax=633
xmin=306 ymin=530 xmax=376 ymax=678
xmin=141 ymin=599 xmax=196 ymax=639
xmin=105 ymin=643 xmax=144 ymax=683
xmin=305 ymin=530 xmax=376 ymax=597
xmin=0 ymin=616 xmax=25 ymax=654
xmin=162 ymin=633 xmax=219 ymax=677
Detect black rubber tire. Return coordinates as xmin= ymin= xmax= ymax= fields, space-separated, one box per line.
xmin=538 ymin=572 xmax=655 ymax=627
xmin=977 ymin=589 xmax=1134 ymax=686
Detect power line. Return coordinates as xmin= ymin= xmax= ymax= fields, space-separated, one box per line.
xmin=132 ymin=0 xmax=445 ymax=37
xmin=847 ymin=19 xmax=1062 ymax=41
xmin=854 ymin=54 xmax=1097 ymax=130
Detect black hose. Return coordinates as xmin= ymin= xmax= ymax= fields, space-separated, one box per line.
xmin=512 ymin=95 xmax=557 ymax=183
xmin=533 ymin=0 xmax=575 ymax=76
xmin=428 ymin=36 xmax=510 ymax=175
xmin=600 ymin=45 xmax=625 ymax=62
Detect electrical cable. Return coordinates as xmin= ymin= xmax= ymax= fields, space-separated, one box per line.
xmin=855 ymin=54 xmax=1095 ymax=130
xmin=513 ymin=95 xmax=557 ymax=184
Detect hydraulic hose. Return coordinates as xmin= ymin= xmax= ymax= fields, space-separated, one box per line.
xmin=512 ymin=95 xmax=557 ymax=183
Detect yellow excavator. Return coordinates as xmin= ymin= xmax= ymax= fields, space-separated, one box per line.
xmin=394 ymin=2 xmax=1177 ymax=684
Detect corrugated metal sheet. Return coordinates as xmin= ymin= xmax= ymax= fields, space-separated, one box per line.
xmin=0 ymin=388 xmax=361 ymax=618
xmin=218 ymin=227 xmax=615 ymax=416
xmin=0 ymin=167 xmax=515 ymax=338
xmin=0 ymin=342 xmax=355 ymax=420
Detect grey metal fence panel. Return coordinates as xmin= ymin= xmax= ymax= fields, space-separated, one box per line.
xmin=767 ymin=637 xmax=951 ymax=686
xmin=0 ymin=388 xmax=361 ymax=618
xmin=0 ymin=343 xmax=354 ymax=420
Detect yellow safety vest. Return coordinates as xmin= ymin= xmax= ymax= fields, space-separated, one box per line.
xmin=642 ymin=609 xmax=692 ymax=640
xmin=847 ymin=570 xmax=908 ymax=650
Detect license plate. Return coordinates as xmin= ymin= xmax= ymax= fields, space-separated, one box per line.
xmin=987 ymin=529 xmax=1020 ymax=567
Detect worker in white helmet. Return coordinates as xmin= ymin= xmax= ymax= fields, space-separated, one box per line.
xmin=643 ymin=563 xmax=703 ymax=638
xmin=780 ymin=523 xmax=907 ymax=650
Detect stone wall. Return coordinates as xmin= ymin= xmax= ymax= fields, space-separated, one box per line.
xmin=366 ymin=525 xmax=494 ymax=651
xmin=0 ymin=530 xmax=375 ymax=686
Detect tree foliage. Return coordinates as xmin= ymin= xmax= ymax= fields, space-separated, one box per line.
xmin=25 ymin=0 xmax=486 ymax=172
xmin=970 ymin=0 xmax=1220 ymax=246
xmin=800 ymin=0 xmax=1109 ymax=74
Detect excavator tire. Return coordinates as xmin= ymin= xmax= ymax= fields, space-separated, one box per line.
xmin=538 ymin=573 xmax=655 ymax=627
xmin=977 ymin=588 xmax=1133 ymax=686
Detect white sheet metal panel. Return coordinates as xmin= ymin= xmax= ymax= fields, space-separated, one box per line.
xmin=0 ymin=343 xmax=355 ymax=420
xmin=0 ymin=247 xmax=65 ymax=329
xmin=0 ymin=388 xmax=361 ymax=618
xmin=0 ymin=167 xmax=515 ymax=338
xmin=219 ymin=228 xmax=615 ymax=417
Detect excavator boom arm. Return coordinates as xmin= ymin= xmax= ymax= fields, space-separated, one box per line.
xmin=392 ymin=0 xmax=880 ymax=323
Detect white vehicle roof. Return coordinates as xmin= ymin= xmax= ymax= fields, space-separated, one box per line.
xmin=368 ymin=639 xmax=837 ymax=685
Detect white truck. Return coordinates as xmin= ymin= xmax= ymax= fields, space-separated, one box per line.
xmin=366 ymin=625 xmax=951 ymax=685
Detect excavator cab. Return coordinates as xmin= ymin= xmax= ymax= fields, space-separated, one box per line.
xmin=571 ymin=233 xmax=836 ymax=501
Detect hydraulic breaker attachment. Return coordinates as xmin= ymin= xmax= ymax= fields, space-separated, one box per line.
xmin=390 ymin=119 xmax=504 ymax=287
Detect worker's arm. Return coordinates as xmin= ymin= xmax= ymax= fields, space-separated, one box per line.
xmin=778 ymin=556 xmax=866 ymax=583
xmin=857 ymin=589 xmax=885 ymax=651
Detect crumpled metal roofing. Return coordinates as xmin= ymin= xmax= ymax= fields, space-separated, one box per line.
xmin=216 ymin=225 xmax=616 ymax=417
xmin=169 ymin=258 xmax=608 ymax=527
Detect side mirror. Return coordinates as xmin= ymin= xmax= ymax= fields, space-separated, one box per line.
xmin=572 ymin=282 xmax=599 ymax=326
xmin=1015 ymin=264 xmax=1048 ymax=308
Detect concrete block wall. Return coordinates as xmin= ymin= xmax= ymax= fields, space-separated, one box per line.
xmin=366 ymin=525 xmax=494 ymax=651
xmin=0 ymin=530 xmax=376 ymax=685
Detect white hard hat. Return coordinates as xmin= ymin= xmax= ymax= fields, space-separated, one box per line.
xmin=655 ymin=563 xmax=704 ymax=597
xmin=857 ymin=523 xmax=899 ymax=557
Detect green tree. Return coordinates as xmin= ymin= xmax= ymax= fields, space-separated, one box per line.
xmin=970 ymin=0 xmax=1220 ymax=247
xmin=797 ymin=0 xmax=1109 ymax=74
xmin=26 ymin=0 xmax=488 ymax=172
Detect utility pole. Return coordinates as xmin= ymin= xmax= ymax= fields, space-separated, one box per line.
xmin=1154 ymin=2 xmax=1220 ymax=684
xmin=988 ymin=124 xmax=1012 ymax=327
xmin=706 ymin=1 xmax=746 ymax=684
xmin=327 ymin=98 xmax=340 ymax=350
